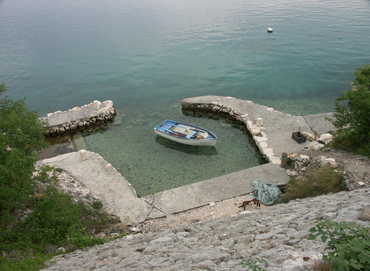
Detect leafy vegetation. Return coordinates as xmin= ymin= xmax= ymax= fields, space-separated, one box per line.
xmin=309 ymin=220 xmax=370 ymax=271
xmin=331 ymin=65 xmax=370 ymax=157
xmin=0 ymin=85 xmax=117 ymax=270
xmin=0 ymin=87 xmax=46 ymax=227
xmin=280 ymin=166 xmax=345 ymax=202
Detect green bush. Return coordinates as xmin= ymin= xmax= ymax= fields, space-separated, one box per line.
xmin=332 ymin=65 xmax=370 ymax=157
xmin=309 ymin=220 xmax=370 ymax=271
xmin=281 ymin=166 xmax=345 ymax=202
xmin=0 ymin=185 xmax=109 ymax=270
xmin=0 ymin=95 xmax=46 ymax=227
xmin=0 ymin=85 xmax=114 ymax=270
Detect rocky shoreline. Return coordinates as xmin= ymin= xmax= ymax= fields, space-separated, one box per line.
xmin=40 ymin=100 xmax=116 ymax=136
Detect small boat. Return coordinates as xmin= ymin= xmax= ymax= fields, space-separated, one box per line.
xmin=154 ymin=120 xmax=217 ymax=146
xmin=267 ymin=27 xmax=273 ymax=33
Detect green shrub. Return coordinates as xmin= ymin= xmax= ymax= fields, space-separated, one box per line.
xmin=332 ymin=65 xmax=370 ymax=157
xmin=0 ymin=85 xmax=114 ymax=270
xmin=0 ymin=96 xmax=46 ymax=227
xmin=281 ymin=166 xmax=345 ymax=202
xmin=309 ymin=220 xmax=370 ymax=271
xmin=0 ymin=254 xmax=50 ymax=271
xmin=0 ymin=186 xmax=108 ymax=270
xmin=15 ymin=187 xmax=105 ymax=248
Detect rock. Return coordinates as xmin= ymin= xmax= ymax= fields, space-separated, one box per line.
xmin=251 ymin=126 xmax=262 ymax=136
xmin=56 ymin=247 xmax=66 ymax=253
xmin=297 ymin=154 xmax=310 ymax=162
xmin=301 ymin=131 xmax=316 ymax=141
xmin=318 ymin=133 xmax=333 ymax=144
xmin=129 ymin=226 xmax=141 ymax=233
xmin=286 ymin=169 xmax=298 ymax=177
xmin=358 ymin=206 xmax=370 ymax=221
xmin=308 ymin=141 xmax=324 ymax=151
xmin=256 ymin=117 xmax=264 ymax=127
xmin=110 ymin=233 xmax=120 ymax=238
xmin=319 ymin=156 xmax=337 ymax=168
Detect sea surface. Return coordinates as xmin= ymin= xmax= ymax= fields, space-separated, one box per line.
xmin=1 ymin=0 xmax=370 ymax=195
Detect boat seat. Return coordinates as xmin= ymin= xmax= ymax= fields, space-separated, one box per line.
xmin=186 ymin=130 xmax=198 ymax=139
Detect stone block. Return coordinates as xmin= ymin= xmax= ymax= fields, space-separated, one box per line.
xmin=308 ymin=141 xmax=324 ymax=151
xmin=318 ymin=133 xmax=333 ymax=144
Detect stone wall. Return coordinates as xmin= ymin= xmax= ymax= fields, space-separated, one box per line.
xmin=40 ymin=100 xmax=116 ymax=136
xmin=43 ymin=188 xmax=370 ymax=271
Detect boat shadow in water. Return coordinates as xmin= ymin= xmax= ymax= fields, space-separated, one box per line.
xmin=155 ymin=136 xmax=218 ymax=156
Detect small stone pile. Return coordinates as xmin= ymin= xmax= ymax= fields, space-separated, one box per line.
xmin=282 ymin=153 xmax=338 ymax=177
xmin=40 ymin=100 xmax=116 ymax=136
xmin=301 ymin=132 xmax=334 ymax=151
xmin=33 ymin=166 xmax=99 ymax=207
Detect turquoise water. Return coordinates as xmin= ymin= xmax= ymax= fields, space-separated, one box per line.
xmin=1 ymin=0 xmax=370 ymax=195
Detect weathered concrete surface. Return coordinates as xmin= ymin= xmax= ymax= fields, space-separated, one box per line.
xmin=43 ymin=188 xmax=370 ymax=271
xmin=37 ymin=151 xmax=288 ymax=223
xmin=303 ymin=113 xmax=336 ymax=135
xmin=144 ymin=163 xmax=288 ymax=218
xmin=182 ymin=96 xmax=313 ymax=164
xmin=38 ymin=150 xmax=149 ymax=224
xmin=40 ymin=100 xmax=116 ymax=136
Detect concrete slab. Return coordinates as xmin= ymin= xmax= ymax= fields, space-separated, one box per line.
xmin=303 ymin=113 xmax=336 ymax=135
xmin=38 ymin=150 xmax=149 ymax=224
xmin=40 ymin=100 xmax=116 ymax=136
xmin=144 ymin=163 xmax=288 ymax=218
xmin=43 ymin=100 xmax=114 ymax=127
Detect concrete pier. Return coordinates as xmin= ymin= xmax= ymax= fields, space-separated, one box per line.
xmin=182 ymin=96 xmax=335 ymax=164
xmin=144 ymin=163 xmax=288 ymax=219
xmin=38 ymin=151 xmax=288 ymax=224
xmin=40 ymin=100 xmax=116 ymax=136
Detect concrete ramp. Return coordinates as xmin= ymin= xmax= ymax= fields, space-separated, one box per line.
xmin=38 ymin=151 xmax=149 ymax=224
xmin=144 ymin=163 xmax=288 ymax=218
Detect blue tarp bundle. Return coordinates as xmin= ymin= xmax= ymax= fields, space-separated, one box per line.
xmin=252 ymin=180 xmax=282 ymax=206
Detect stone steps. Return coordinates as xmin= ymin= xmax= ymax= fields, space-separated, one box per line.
xmin=42 ymin=188 xmax=370 ymax=271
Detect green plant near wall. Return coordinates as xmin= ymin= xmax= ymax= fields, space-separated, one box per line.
xmin=308 ymin=220 xmax=370 ymax=271
xmin=280 ymin=166 xmax=345 ymax=202
xmin=332 ymin=65 xmax=370 ymax=157
xmin=0 ymin=85 xmax=46 ymax=227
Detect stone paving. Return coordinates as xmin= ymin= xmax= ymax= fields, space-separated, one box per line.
xmin=43 ymin=188 xmax=370 ymax=271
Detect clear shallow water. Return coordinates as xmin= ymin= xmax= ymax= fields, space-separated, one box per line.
xmin=83 ymin=107 xmax=263 ymax=196
xmin=1 ymin=0 xmax=370 ymax=194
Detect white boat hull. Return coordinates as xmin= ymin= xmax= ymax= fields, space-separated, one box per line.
xmin=154 ymin=129 xmax=217 ymax=146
